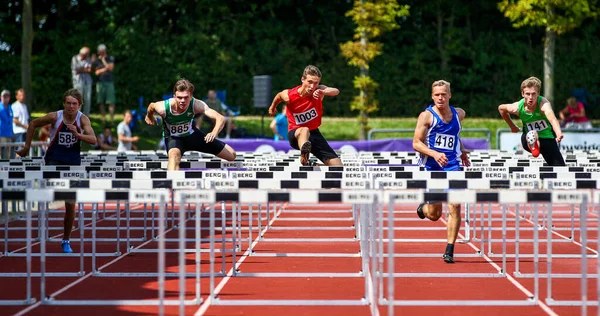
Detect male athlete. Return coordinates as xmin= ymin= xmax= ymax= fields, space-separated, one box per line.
xmin=268 ymin=65 xmax=342 ymax=166
xmin=413 ymin=80 xmax=470 ymax=263
xmin=498 ymin=76 xmax=565 ymax=166
xmin=17 ymin=89 xmax=97 ymax=253
xmin=145 ymin=78 xmax=236 ymax=170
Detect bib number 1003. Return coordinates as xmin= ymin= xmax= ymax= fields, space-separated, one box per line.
xmin=434 ymin=134 xmax=455 ymax=150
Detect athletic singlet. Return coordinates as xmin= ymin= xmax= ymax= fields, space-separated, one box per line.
xmin=286 ymin=85 xmax=323 ymax=131
xmin=162 ymin=98 xmax=196 ymax=137
xmin=45 ymin=110 xmax=82 ymax=165
xmin=418 ymin=105 xmax=462 ymax=170
xmin=95 ymin=134 xmax=112 ymax=149
xmin=518 ymin=96 xmax=553 ymax=139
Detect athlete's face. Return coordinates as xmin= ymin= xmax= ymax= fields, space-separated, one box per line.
xmin=521 ymin=87 xmax=539 ymax=107
xmin=431 ymin=86 xmax=451 ymax=108
xmin=63 ymin=96 xmax=80 ymax=114
xmin=174 ymin=90 xmax=192 ymax=110
xmin=301 ymin=75 xmax=321 ymax=95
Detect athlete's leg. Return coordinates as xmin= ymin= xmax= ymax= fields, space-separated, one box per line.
xmin=294 ymin=127 xmax=311 ymax=165
xmin=421 ymin=203 xmax=443 ymax=221
xmin=539 ymin=138 xmax=566 ymax=166
xmin=62 ymin=201 xmax=76 ymax=253
xmin=167 ymin=148 xmax=183 ymax=171
xmin=447 ymin=203 xmax=461 ymax=244
xmin=216 ymin=144 xmax=236 ymax=161
xmin=324 ymin=158 xmax=343 ymax=166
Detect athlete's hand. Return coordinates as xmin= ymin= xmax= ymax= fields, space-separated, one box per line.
xmin=66 ymin=124 xmax=80 ymax=138
xmin=510 ymin=125 xmax=520 ymax=133
xmin=204 ymin=132 xmax=217 ymax=143
xmin=556 ymin=133 xmax=564 ymax=143
xmin=433 ymin=152 xmax=448 ymax=168
xmin=312 ymin=89 xmax=324 ymax=99
xmin=16 ymin=147 xmax=29 ymax=158
xmin=268 ymin=106 xmax=277 ymax=117
xmin=145 ymin=114 xmax=157 ymax=126
xmin=460 ymin=150 xmax=471 ymax=167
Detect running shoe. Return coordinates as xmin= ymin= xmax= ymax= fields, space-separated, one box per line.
xmin=61 ymin=240 xmax=73 ymax=253
xmin=416 ymin=203 xmax=425 ymax=219
xmin=442 ymin=253 xmax=454 ymax=264
xmin=300 ymin=141 xmax=312 ymax=166
xmin=526 ymin=131 xmax=540 ymax=158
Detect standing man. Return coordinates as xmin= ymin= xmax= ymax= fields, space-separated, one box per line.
xmin=117 ymin=110 xmax=138 ymax=152
xmin=268 ymin=65 xmax=342 ymax=166
xmin=0 ymin=90 xmax=14 ymax=159
xmin=196 ymin=90 xmax=233 ymax=139
xmin=413 ymin=80 xmax=470 ymax=264
xmin=16 ymin=89 xmax=97 ymax=253
xmin=93 ymin=44 xmax=116 ymax=125
xmin=71 ymin=47 xmax=93 ymax=116
xmin=498 ymin=77 xmax=565 ymax=166
xmin=145 ymin=78 xmax=236 ymax=170
xmin=12 ymin=88 xmax=30 ymax=157
xmin=270 ymin=104 xmax=288 ymax=141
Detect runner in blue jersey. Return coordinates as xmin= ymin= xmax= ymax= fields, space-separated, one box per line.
xmin=412 ymin=80 xmax=470 ymax=263
xmin=17 ymin=89 xmax=97 ymax=253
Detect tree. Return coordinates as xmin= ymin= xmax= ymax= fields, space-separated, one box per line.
xmin=21 ymin=0 xmax=33 ymax=108
xmin=498 ymin=0 xmax=598 ymax=104
xmin=340 ymin=0 xmax=410 ymax=140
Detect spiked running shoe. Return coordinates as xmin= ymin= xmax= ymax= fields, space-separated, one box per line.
xmin=526 ymin=130 xmax=540 ymax=158
xmin=61 ymin=240 xmax=73 ymax=253
xmin=442 ymin=253 xmax=454 ymax=264
xmin=416 ymin=203 xmax=426 ymax=219
xmin=300 ymin=141 xmax=312 ymax=166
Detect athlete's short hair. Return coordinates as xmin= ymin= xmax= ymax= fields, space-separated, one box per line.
xmin=302 ymin=65 xmax=322 ymax=79
xmin=520 ymin=77 xmax=542 ymax=93
xmin=173 ymin=78 xmax=195 ymax=94
xmin=63 ymin=88 xmax=83 ymax=107
xmin=431 ymin=80 xmax=451 ymax=94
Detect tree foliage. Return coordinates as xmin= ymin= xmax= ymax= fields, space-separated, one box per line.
xmin=340 ymin=0 xmax=410 ymax=139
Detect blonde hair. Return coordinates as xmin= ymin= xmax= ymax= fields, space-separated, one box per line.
xmin=431 ymin=80 xmax=451 ymax=94
xmin=520 ymin=77 xmax=542 ymax=93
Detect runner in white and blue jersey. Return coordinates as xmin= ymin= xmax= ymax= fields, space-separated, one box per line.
xmin=412 ymin=80 xmax=470 ymax=263
xmin=17 ymin=89 xmax=97 ymax=253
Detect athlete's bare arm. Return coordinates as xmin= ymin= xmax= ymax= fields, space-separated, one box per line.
xmin=315 ymin=85 xmax=340 ymax=100
xmin=268 ymin=90 xmax=289 ymax=116
xmin=413 ymin=111 xmax=448 ymax=167
xmin=16 ymin=112 xmax=58 ymax=157
xmin=498 ymin=102 xmax=521 ymax=132
xmin=202 ymin=107 xmax=225 ymax=143
xmin=74 ymin=115 xmax=98 ymax=145
xmin=454 ymin=108 xmax=471 ymax=167
xmin=145 ymin=99 xmax=167 ymax=125
xmin=540 ymin=98 xmax=564 ymax=142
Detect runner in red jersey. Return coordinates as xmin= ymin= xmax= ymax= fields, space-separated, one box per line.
xmin=268 ymin=65 xmax=342 ymax=166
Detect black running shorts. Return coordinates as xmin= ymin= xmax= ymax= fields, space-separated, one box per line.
xmin=520 ymin=133 xmax=565 ymax=166
xmin=165 ymin=128 xmax=226 ymax=155
xmin=288 ymin=128 xmax=338 ymax=163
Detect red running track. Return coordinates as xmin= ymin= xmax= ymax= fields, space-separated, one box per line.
xmin=0 ymin=201 xmax=597 ymax=315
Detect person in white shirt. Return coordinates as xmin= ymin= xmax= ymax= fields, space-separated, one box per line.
xmin=117 ymin=110 xmax=138 ymax=152
xmin=12 ymin=89 xmax=30 ymax=144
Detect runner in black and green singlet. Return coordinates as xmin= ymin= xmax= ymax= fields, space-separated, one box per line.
xmin=498 ymin=76 xmax=565 ymax=166
xmin=145 ymin=78 xmax=236 ymax=170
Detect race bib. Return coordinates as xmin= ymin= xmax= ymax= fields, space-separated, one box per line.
xmin=293 ymin=108 xmax=319 ymax=125
xmin=434 ymin=133 xmax=455 ymax=150
xmin=58 ymin=131 xmax=78 ymax=146
xmin=169 ymin=123 xmax=191 ymax=136
xmin=526 ymin=120 xmax=549 ymax=132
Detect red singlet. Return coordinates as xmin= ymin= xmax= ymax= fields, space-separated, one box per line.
xmin=286 ymin=85 xmax=323 ymax=131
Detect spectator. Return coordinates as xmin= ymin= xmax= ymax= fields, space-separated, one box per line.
xmin=559 ymin=97 xmax=592 ymax=130
xmin=196 ymin=90 xmax=233 ymax=139
xmin=0 ymin=90 xmax=14 ymax=159
xmin=93 ymin=44 xmax=116 ymax=125
xmin=95 ymin=126 xmax=117 ymax=151
xmin=117 ymin=110 xmax=138 ymax=152
xmin=270 ymin=104 xmax=288 ymax=141
xmin=71 ymin=46 xmax=93 ymax=115
xmin=12 ymin=88 xmax=30 ymax=157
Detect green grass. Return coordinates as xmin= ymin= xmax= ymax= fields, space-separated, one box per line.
xmin=32 ymin=113 xmax=599 ymax=150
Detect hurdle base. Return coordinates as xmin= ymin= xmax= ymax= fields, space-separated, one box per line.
xmin=545 ymin=298 xmax=599 ymax=306
xmin=211 ymin=298 xmax=368 ymax=306
xmin=0 ymin=298 xmax=37 ymax=306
